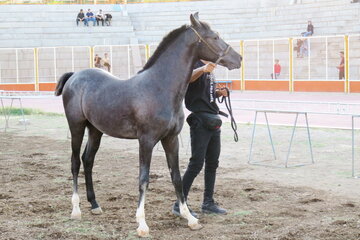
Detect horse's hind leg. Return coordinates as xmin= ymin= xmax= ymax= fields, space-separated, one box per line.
xmin=69 ymin=121 xmax=86 ymax=220
xmin=161 ymin=135 xmax=202 ymax=230
xmin=81 ymin=123 xmax=103 ymax=215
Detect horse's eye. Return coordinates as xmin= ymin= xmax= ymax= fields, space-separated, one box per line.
xmin=214 ymin=36 xmax=219 ymax=40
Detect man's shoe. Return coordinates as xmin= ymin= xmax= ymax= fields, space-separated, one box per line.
xmin=201 ymin=200 xmax=227 ymax=215
xmin=172 ymin=201 xmax=198 ymax=218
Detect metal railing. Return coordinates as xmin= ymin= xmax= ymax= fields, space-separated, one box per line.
xmin=0 ymin=34 xmax=359 ymax=92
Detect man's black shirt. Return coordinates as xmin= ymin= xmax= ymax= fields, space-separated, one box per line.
xmin=77 ymin=12 xmax=85 ymax=19
xmin=185 ymin=61 xmax=219 ymax=114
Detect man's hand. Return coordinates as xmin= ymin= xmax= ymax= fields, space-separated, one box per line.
xmin=203 ymin=62 xmax=216 ymax=73
xmin=216 ymin=88 xmax=228 ymax=97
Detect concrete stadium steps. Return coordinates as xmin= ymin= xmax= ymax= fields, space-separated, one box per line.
xmin=0 ymin=4 xmax=136 ymax=47
xmin=128 ymin=0 xmax=359 ymax=43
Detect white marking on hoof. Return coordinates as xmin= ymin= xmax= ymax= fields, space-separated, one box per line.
xmin=71 ymin=193 xmax=81 ymax=220
xmin=136 ymin=224 xmax=150 ymax=238
xmin=71 ymin=209 xmax=82 ymax=220
xmin=179 ymin=202 xmax=202 ymax=230
xmin=91 ymin=207 xmax=103 ymax=215
xmin=189 ymin=221 xmax=203 ymax=230
xmin=136 ymin=186 xmax=149 ymax=238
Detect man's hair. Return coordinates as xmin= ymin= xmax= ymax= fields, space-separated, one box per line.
xmin=88 ymin=9 xmax=91 ymax=11
xmin=275 ymin=59 xmax=279 ymax=62
xmin=340 ymin=51 xmax=344 ymax=54
xmin=80 ymin=9 xmax=83 ymax=11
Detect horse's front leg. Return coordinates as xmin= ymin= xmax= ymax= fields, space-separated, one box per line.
xmin=161 ymin=135 xmax=202 ymax=230
xmin=136 ymin=138 xmax=155 ymax=237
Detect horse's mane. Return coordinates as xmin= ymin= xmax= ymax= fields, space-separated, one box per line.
xmin=138 ymin=24 xmax=188 ymax=73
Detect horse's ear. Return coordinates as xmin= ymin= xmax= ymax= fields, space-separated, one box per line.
xmin=190 ymin=12 xmax=201 ymax=28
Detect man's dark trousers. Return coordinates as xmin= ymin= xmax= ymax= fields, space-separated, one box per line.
xmin=182 ymin=116 xmax=221 ymax=203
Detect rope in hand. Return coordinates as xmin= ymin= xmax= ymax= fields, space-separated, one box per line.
xmin=217 ymin=87 xmax=239 ymax=142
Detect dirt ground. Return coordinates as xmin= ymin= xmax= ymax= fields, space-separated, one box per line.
xmin=1 ymin=114 xmax=360 ymax=240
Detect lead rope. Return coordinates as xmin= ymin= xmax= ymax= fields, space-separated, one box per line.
xmin=217 ymin=87 xmax=239 ymax=142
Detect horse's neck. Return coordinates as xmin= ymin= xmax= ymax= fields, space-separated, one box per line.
xmin=150 ymin=32 xmax=197 ymax=93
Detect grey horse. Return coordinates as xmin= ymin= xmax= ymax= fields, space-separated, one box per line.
xmin=55 ymin=13 xmax=241 ymax=237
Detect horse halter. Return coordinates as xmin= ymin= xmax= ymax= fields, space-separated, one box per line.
xmin=190 ymin=26 xmax=231 ymax=64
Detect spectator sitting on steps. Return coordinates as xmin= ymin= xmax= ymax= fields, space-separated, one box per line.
xmin=301 ymin=21 xmax=314 ymax=37
xmin=96 ymin=9 xmax=105 ymax=26
xmin=86 ymin=9 xmax=96 ymax=27
xmin=76 ymin=9 xmax=87 ymax=26
xmin=105 ymin=13 xmax=112 ymax=26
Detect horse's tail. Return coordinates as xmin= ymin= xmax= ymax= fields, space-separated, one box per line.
xmin=55 ymin=72 xmax=74 ymax=96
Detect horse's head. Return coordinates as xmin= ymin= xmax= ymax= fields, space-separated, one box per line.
xmin=189 ymin=12 xmax=242 ymax=70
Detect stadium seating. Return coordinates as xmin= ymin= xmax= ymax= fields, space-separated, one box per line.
xmin=0 ymin=1 xmax=358 ymax=47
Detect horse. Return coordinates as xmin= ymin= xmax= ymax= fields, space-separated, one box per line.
xmin=55 ymin=12 xmax=241 ymax=237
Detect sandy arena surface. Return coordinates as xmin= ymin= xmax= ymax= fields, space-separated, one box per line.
xmin=1 ymin=96 xmax=360 ymax=239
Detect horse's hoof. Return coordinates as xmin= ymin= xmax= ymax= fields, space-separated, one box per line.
xmin=137 ymin=227 xmax=150 ymax=238
xmin=91 ymin=207 xmax=103 ymax=215
xmin=189 ymin=223 xmax=203 ymax=230
xmin=71 ymin=212 xmax=81 ymax=220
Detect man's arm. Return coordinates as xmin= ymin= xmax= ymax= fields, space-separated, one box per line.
xmin=189 ymin=62 xmax=216 ymax=83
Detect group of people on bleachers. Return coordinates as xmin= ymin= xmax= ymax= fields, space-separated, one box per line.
xmin=76 ymin=9 xmax=112 ymax=27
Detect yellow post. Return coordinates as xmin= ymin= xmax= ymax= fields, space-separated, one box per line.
xmin=34 ymin=48 xmax=39 ymax=91
xmin=145 ymin=44 xmax=150 ymax=61
xmin=345 ymin=35 xmax=350 ymax=93
xmin=289 ymin=38 xmax=293 ymax=92
xmin=240 ymin=40 xmax=245 ymax=91
xmin=90 ymin=47 xmax=94 ymax=68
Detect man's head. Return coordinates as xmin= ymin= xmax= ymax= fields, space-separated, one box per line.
xmin=340 ymin=51 xmax=344 ymax=57
xmin=104 ymin=53 xmax=108 ymax=57
xmin=80 ymin=9 xmax=83 ymax=12
xmin=308 ymin=21 xmax=312 ymax=25
xmin=88 ymin=9 xmax=91 ymax=12
xmin=275 ymin=59 xmax=280 ymax=64
xmin=99 ymin=9 xmax=102 ymax=12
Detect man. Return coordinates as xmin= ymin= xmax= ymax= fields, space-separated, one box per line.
xmin=76 ymin=9 xmax=87 ymax=26
xmin=302 ymin=21 xmax=314 ymax=37
xmin=86 ymin=9 xmax=96 ymax=27
xmin=271 ymin=59 xmax=281 ymax=79
xmin=337 ymin=51 xmax=345 ymax=80
xmin=105 ymin=13 xmax=112 ymax=26
xmin=94 ymin=54 xmax=102 ymax=68
xmin=96 ymin=9 xmax=105 ymax=26
xmin=103 ymin=53 xmax=111 ymax=72
xmin=172 ymin=60 xmax=228 ymax=217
